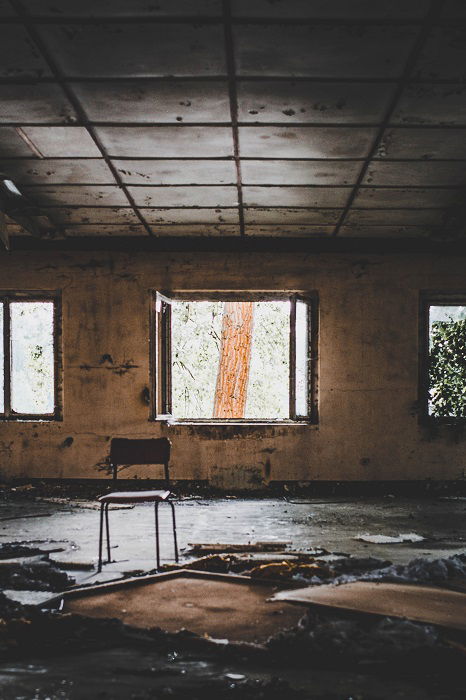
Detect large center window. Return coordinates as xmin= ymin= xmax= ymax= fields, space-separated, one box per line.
xmin=152 ymin=293 xmax=318 ymax=423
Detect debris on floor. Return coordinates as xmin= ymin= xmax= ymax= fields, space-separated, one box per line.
xmin=187 ymin=542 xmax=294 ymax=554
xmin=355 ymin=532 xmax=425 ymax=544
xmin=273 ymin=580 xmax=466 ymax=631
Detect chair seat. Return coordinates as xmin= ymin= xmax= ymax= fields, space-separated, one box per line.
xmin=98 ymin=490 xmax=171 ymax=504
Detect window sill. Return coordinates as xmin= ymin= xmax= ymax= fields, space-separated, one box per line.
xmin=157 ymin=419 xmax=316 ymax=427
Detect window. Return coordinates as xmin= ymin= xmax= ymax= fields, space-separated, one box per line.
xmin=151 ymin=292 xmax=318 ymax=423
xmin=0 ymin=293 xmax=61 ymax=420
xmin=420 ymin=295 xmax=466 ymax=421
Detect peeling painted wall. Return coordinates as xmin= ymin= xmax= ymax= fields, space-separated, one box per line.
xmin=0 ymin=249 xmax=465 ymax=488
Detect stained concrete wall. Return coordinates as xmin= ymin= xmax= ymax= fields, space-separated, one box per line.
xmin=0 ymin=249 xmax=465 ymax=488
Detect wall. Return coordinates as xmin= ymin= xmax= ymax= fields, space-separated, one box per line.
xmin=0 ymin=248 xmax=465 ymax=488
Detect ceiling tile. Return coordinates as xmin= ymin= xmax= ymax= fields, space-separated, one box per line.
xmin=43 ymin=207 xmax=140 ymax=224
xmin=392 ymin=83 xmax=466 ymax=126
xmin=232 ymin=0 xmax=429 ymax=19
xmin=23 ymin=0 xmax=222 ymax=16
xmin=0 ymin=84 xmax=76 ymax=124
xmin=241 ymin=160 xmax=360 ymax=185
xmin=96 ymin=126 xmax=233 ymax=158
xmin=19 ymin=126 xmax=101 ymax=157
xmin=363 ymin=161 xmax=466 ymax=187
xmin=113 ymin=160 xmax=236 ymax=185
xmin=245 ymin=225 xmax=335 ymax=237
xmin=38 ymin=24 xmax=226 ymax=78
xmin=413 ymin=27 xmax=466 ymax=82
xmin=339 ymin=225 xmax=436 ymax=237
xmin=239 ymin=126 xmax=375 ymax=158
xmin=74 ymin=81 xmax=230 ymax=124
xmin=128 ymin=186 xmax=238 ymax=207
xmin=150 ymin=224 xmax=240 ymax=237
xmin=441 ymin=1 xmax=466 ymax=18
xmin=243 ymin=186 xmax=350 ymax=207
xmin=22 ymin=185 xmax=129 ymax=207
xmin=377 ymin=128 xmax=466 ymax=159
xmin=346 ymin=209 xmax=444 ymax=225
xmin=64 ymin=224 xmax=149 ymax=236
xmin=0 ymin=127 xmax=38 ymax=156
xmin=0 ymin=158 xmax=114 ymax=185
xmin=0 ymin=1 xmax=14 ymax=15
xmin=0 ymin=25 xmax=52 ymax=79
xmin=143 ymin=208 xmax=239 ymax=224
xmin=354 ymin=187 xmax=462 ymax=208
xmin=243 ymin=208 xmax=341 ymax=224
xmin=238 ymin=81 xmax=391 ymax=124
xmin=234 ymin=25 xmax=417 ymax=78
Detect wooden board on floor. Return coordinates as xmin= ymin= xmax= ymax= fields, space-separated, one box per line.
xmin=63 ymin=574 xmax=304 ymax=643
xmin=273 ymin=581 xmax=466 ymax=631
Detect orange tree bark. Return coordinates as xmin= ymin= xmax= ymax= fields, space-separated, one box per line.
xmin=213 ymin=301 xmax=255 ymax=418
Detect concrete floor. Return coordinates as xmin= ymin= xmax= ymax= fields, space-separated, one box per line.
xmin=0 ymin=495 xmax=465 ymax=699
xmin=0 ymin=495 xmax=465 ymax=587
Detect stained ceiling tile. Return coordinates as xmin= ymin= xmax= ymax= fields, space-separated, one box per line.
xmin=392 ymin=83 xmax=466 ymax=126
xmin=43 ymin=207 xmax=140 ymax=224
xmin=22 ymin=185 xmax=129 ymax=207
xmin=0 ymin=25 xmax=52 ymax=79
xmin=377 ymin=128 xmax=466 ymax=159
xmin=74 ymin=81 xmax=230 ymax=124
xmin=0 ymin=158 xmax=114 ymax=185
xmin=96 ymin=126 xmax=233 ymax=158
xmin=362 ymin=161 xmax=466 ymax=187
xmin=0 ymin=126 xmax=39 ymax=156
xmin=234 ymin=25 xmax=417 ymax=78
xmin=243 ymin=186 xmax=350 ymax=207
xmin=0 ymin=84 xmax=77 ymax=125
xmin=241 ymin=160 xmax=360 ymax=185
xmin=339 ymin=225 xmax=436 ymax=237
xmin=245 ymin=225 xmax=335 ymax=236
xmin=142 ymin=208 xmax=239 ymax=224
xmin=232 ymin=0 xmax=429 ymax=19
xmin=150 ymin=224 xmax=240 ymax=237
xmin=64 ymin=224 xmax=149 ymax=236
xmin=18 ymin=126 xmax=101 ymax=157
xmin=128 ymin=186 xmax=238 ymax=208
xmin=238 ymin=81 xmax=391 ymax=124
xmin=346 ymin=209 xmax=445 ymax=225
xmin=239 ymin=126 xmax=375 ymax=158
xmin=243 ymin=208 xmax=341 ymax=224
xmin=354 ymin=187 xmax=462 ymax=208
xmin=113 ymin=159 xmax=236 ymax=185
xmin=412 ymin=27 xmax=466 ymax=82
xmin=38 ymin=24 xmax=226 ymax=78
xmin=22 ymin=0 xmax=222 ymax=16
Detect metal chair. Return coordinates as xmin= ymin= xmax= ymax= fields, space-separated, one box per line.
xmin=97 ymin=437 xmax=178 ymax=572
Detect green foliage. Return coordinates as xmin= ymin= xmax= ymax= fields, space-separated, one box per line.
xmin=429 ymin=318 xmax=466 ymax=418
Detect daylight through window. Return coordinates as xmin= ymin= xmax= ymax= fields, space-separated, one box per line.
xmin=427 ymin=303 xmax=466 ymax=419
xmin=153 ymin=293 xmax=317 ymax=422
xmin=0 ymin=296 xmax=58 ymax=419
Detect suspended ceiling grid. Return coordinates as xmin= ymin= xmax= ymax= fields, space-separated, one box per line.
xmin=0 ymin=0 xmax=466 ymax=240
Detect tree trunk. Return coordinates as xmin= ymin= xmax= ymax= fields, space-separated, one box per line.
xmin=213 ymin=301 xmax=254 ymax=418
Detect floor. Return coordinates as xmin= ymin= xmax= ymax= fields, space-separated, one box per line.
xmin=0 ymin=494 xmax=465 ymax=699
xmin=0 ymin=495 xmax=464 ymax=587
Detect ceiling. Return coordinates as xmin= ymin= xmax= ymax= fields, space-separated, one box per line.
xmin=1 ymin=0 xmax=466 ymax=242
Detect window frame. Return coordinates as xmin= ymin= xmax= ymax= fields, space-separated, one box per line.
xmin=150 ymin=290 xmax=318 ymax=424
xmin=419 ymin=291 xmax=466 ymax=425
xmin=0 ymin=291 xmax=62 ymax=422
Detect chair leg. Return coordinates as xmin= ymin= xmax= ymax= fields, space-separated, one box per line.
xmin=104 ymin=503 xmax=111 ymax=563
xmin=154 ymin=501 xmax=161 ymax=570
xmin=169 ymin=500 xmax=179 ymax=563
xmin=98 ymin=502 xmax=104 ymax=573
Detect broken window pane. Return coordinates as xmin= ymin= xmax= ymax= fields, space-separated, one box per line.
xmin=429 ymin=304 xmax=466 ymax=418
xmin=0 ymin=303 xmax=3 ymax=413
xmin=295 ymin=299 xmax=309 ymax=416
xmin=10 ymin=301 xmax=55 ymax=415
xmin=171 ymin=300 xmax=291 ymax=420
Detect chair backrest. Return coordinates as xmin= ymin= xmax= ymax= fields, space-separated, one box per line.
xmin=109 ymin=438 xmax=171 ymax=484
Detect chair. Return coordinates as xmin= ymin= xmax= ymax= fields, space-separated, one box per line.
xmin=97 ymin=437 xmax=178 ymax=572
